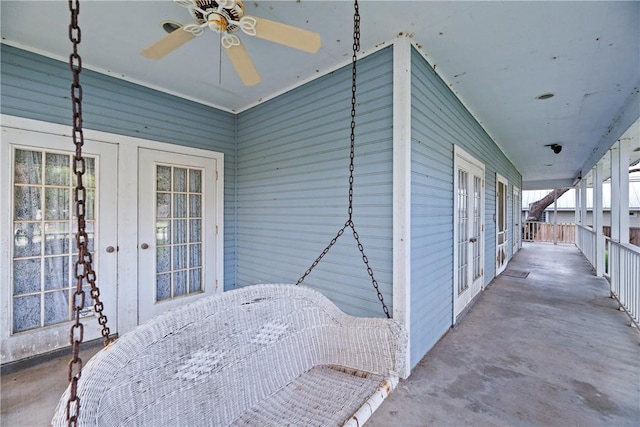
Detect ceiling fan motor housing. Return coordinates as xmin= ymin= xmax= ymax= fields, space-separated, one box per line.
xmin=189 ymin=0 xmax=245 ymax=33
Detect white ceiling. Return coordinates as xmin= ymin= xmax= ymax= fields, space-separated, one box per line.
xmin=2 ymin=1 xmax=639 ymax=189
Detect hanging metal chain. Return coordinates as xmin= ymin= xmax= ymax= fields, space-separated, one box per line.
xmin=66 ymin=0 xmax=112 ymax=424
xmin=297 ymin=0 xmax=389 ymax=318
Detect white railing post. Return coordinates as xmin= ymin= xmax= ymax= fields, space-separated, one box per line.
xmin=609 ymin=241 xmax=640 ymax=328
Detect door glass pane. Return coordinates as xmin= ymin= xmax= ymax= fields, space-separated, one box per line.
xmin=45 ymin=222 xmax=70 ymax=255
xmin=189 ymin=268 xmax=202 ymax=293
xmin=44 ymin=291 xmax=69 ymax=326
xmin=14 ymin=222 xmax=41 ymax=258
xmin=13 ymin=259 xmax=41 ymax=295
xmin=457 ymin=169 xmax=469 ymax=294
xmin=173 ymin=271 xmax=187 ymax=297
xmin=44 ymin=256 xmax=69 ymax=290
xmin=14 ymin=149 xmax=42 ymax=184
xmin=155 ymin=164 xmax=205 ymax=302
xmin=157 ymin=166 xmax=171 ymax=192
xmin=44 ymin=188 xmax=70 ymax=220
xmin=14 ymin=187 xmax=42 ymax=221
xmin=11 ymin=148 xmax=97 ymax=333
xmin=498 ymin=181 xmax=506 ymax=233
xmin=13 ymin=295 xmax=41 ymax=332
xmin=473 ymin=176 xmax=482 ymax=281
xmin=189 ymin=170 xmax=201 ymax=193
xmin=45 ymin=153 xmax=69 ymax=186
xmin=156 ymin=220 xmax=170 ymax=245
xmin=174 ymin=194 xmax=187 ymax=218
xmin=173 ymin=168 xmax=187 ymax=192
xmin=156 ymin=274 xmax=170 ymax=301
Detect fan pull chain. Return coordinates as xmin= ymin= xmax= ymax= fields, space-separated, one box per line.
xmin=66 ymin=1 xmax=113 ymax=425
xmin=296 ymin=0 xmax=389 ymax=319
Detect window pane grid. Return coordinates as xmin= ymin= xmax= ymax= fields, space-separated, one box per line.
xmin=457 ymin=169 xmax=469 ymax=295
xmin=156 ymin=165 xmax=204 ymax=301
xmin=473 ymin=176 xmax=482 ymax=281
xmin=12 ymin=148 xmax=96 ymax=333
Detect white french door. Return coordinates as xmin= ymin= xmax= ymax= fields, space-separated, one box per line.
xmin=513 ymin=186 xmax=521 ymax=254
xmin=453 ymin=147 xmax=485 ymax=321
xmin=137 ymin=148 xmax=222 ymax=322
xmin=1 ymin=127 xmax=118 ymax=364
xmin=496 ymin=174 xmax=509 ymax=275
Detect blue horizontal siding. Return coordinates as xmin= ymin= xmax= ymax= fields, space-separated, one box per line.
xmin=410 ymin=47 xmax=521 ymax=368
xmin=3 ymin=42 xmax=524 ymax=369
xmin=1 ymin=44 xmax=238 ymax=288
xmin=236 ymin=47 xmax=394 ymax=318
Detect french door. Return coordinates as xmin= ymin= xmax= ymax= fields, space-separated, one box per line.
xmin=453 ymin=147 xmax=485 ymax=321
xmin=496 ymin=174 xmax=509 ymax=275
xmin=513 ymin=186 xmax=521 ymax=254
xmin=137 ymin=148 xmax=221 ymax=322
xmin=1 ymin=127 xmax=117 ymax=363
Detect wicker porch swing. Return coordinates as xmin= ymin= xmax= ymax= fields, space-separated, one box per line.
xmin=52 ymin=1 xmax=406 ymax=426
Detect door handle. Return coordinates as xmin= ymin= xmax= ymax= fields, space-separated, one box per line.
xmin=106 ymin=246 xmax=116 ymax=253
xmin=140 ymin=243 xmax=149 ymax=250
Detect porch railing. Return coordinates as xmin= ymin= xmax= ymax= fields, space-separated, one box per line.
xmin=607 ymin=237 xmax=640 ymax=326
xmin=523 ymin=222 xmax=575 ymax=244
xmin=576 ymin=224 xmax=596 ymax=268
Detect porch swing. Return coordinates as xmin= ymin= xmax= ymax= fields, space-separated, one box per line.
xmin=52 ymin=1 xmax=406 ymax=426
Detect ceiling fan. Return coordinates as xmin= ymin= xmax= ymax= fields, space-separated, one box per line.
xmin=141 ymin=0 xmax=322 ymax=86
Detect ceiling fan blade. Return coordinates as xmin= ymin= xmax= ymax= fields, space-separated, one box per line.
xmin=253 ymin=17 xmax=321 ymax=53
xmin=141 ymin=28 xmax=196 ymax=59
xmin=224 ymin=40 xmax=261 ymax=86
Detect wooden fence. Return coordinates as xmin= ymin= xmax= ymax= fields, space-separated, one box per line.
xmin=523 ymin=222 xmax=640 ymax=247
xmin=523 ymin=222 xmax=575 ymax=244
xmin=603 ymin=226 xmax=640 ymax=247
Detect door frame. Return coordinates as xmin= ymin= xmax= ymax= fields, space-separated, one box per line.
xmin=1 ymin=115 xmax=224 ymax=340
xmin=452 ymin=146 xmax=485 ymax=322
xmin=496 ymin=173 xmax=509 ymax=275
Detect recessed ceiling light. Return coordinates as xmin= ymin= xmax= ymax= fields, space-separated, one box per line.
xmin=536 ymin=93 xmax=555 ymax=100
xmin=161 ymin=20 xmax=182 ymax=34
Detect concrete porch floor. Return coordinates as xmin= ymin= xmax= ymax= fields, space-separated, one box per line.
xmin=1 ymin=242 xmax=639 ymax=426
xmin=368 ymin=242 xmax=640 ymax=426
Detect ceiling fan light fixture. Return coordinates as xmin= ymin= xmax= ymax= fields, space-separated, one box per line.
xmin=535 ymin=92 xmax=555 ymax=100
xmin=208 ymin=14 xmax=228 ymax=32
xmin=161 ymin=20 xmax=183 ymax=34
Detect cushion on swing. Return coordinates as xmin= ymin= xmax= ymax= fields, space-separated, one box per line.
xmin=51 ymin=284 xmax=407 ymax=427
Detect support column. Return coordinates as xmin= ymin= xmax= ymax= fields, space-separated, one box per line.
xmin=580 ymin=179 xmax=587 ymax=227
xmin=611 ymin=147 xmax=621 ymax=242
xmin=619 ymin=140 xmax=630 ymax=244
xmin=574 ymin=187 xmax=580 ymax=225
xmin=392 ymin=37 xmax=412 ymax=378
xmin=574 ymin=186 xmax=581 ymax=248
xmin=553 ymin=189 xmax=558 ymax=245
xmin=594 ymin=162 xmax=605 ymax=276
